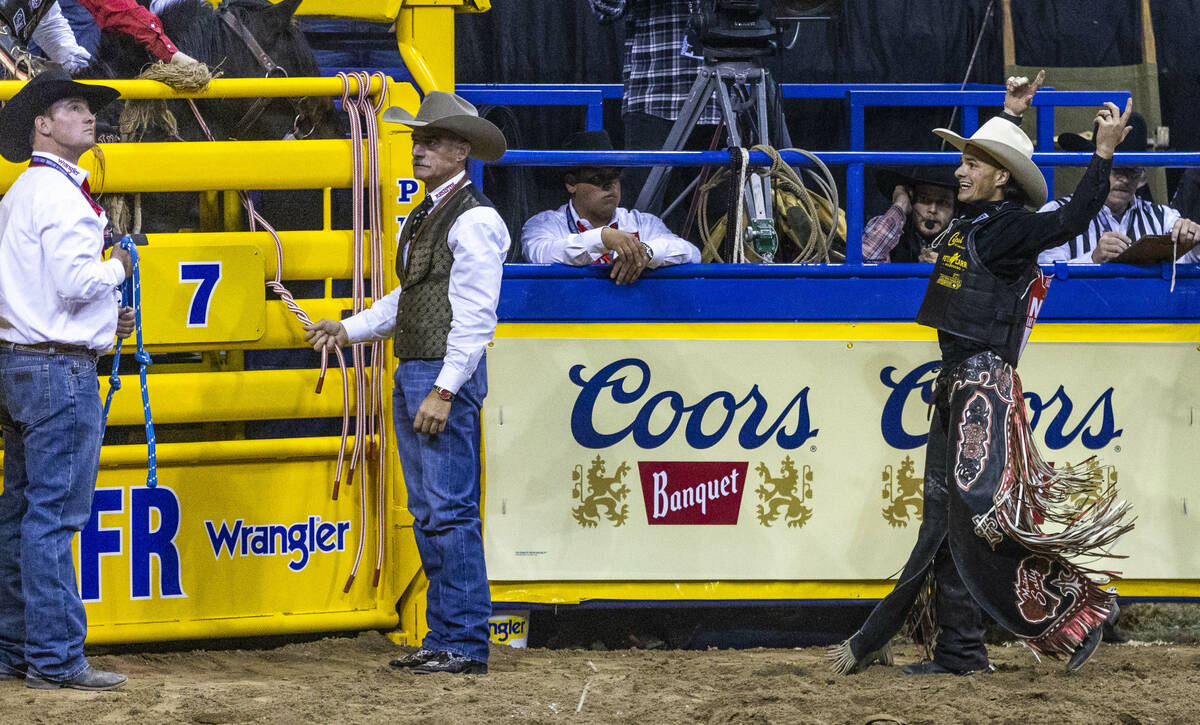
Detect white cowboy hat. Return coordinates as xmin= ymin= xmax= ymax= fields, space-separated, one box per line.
xmin=933 ymin=117 xmax=1048 ymax=206
xmin=381 ymin=91 xmax=507 ymax=162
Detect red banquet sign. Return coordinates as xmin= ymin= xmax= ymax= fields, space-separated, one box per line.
xmin=637 ymin=461 xmax=748 ymax=525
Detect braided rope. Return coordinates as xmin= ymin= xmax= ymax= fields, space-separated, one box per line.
xmin=103 ymin=236 xmax=158 ymax=488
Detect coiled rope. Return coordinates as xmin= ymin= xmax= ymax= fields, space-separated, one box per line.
xmin=103 ymin=235 xmax=158 ymax=489
xmin=697 ymin=145 xmax=843 ymax=263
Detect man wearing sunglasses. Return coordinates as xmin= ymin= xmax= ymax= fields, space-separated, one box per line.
xmin=1038 ymin=112 xmax=1200 ymax=264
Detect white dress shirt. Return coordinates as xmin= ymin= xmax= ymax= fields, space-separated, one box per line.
xmin=521 ymin=201 xmax=701 ymax=266
xmin=30 ymin=3 xmax=92 ymax=73
xmin=1037 ymin=195 xmax=1199 ymax=264
xmin=0 ymin=152 xmax=125 ymax=352
xmin=340 ymin=170 xmax=511 ymax=394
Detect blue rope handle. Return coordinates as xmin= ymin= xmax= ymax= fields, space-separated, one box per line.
xmin=102 ymin=236 xmax=157 ymax=489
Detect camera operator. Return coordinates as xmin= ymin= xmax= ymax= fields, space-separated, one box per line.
xmin=588 ymin=0 xmax=720 ymax=210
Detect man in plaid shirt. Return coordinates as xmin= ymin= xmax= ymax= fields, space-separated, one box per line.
xmin=589 ymin=0 xmax=720 ymax=208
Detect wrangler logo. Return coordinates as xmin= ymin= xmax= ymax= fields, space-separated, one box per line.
xmin=205 ymin=515 xmax=351 ymax=572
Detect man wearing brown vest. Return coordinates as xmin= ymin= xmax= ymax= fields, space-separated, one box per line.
xmin=305 ymin=92 xmax=509 ymax=675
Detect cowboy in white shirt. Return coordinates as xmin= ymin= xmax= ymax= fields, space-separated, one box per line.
xmin=304 ymin=91 xmax=508 ymax=676
xmin=1038 ymin=113 xmax=1200 ymax=264
xmin=0 ymin=68 xmax=132 ymax=692
xmin=522 ymin=130 xmax=700 ymax=284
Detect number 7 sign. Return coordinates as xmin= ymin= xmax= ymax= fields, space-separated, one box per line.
xmin=179 ymin=262 xmax=223 ymax=328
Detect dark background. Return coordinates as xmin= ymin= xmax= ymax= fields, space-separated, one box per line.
xmin=449 ymin=0 xmax=1200 ymax=227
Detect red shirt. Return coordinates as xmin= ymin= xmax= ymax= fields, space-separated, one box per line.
xmin=76 ymin=0 xmax=178 ymax=62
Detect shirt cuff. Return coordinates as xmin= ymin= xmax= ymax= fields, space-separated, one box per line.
xmin=582 ymin=227 xmax=608 ymax=258
xmin=433 ymin=363 xmax=468 ymax=395
xmin=340 ymin=314 xmax=372 ymax=344
xmin=106 ymin=258 xmax=127 ymax=285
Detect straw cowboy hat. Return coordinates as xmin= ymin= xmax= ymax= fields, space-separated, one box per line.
xmin=0 ymin=67 xmax=119 ymax=163
xmin=381 ymin=91 xmax=507 ymax=162
xmin=933 ymin=116 xmax=1048 ymax=206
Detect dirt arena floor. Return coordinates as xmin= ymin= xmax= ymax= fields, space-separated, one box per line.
xmin=3 ymin=605 xmax=1199 ymax=725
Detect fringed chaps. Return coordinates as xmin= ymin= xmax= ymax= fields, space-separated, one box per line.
xmin=831 ymin=352 xmax=1133 ymax=673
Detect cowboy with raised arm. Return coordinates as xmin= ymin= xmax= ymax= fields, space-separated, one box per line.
xmin=830 ymin=72 xmax=1134 ymax=677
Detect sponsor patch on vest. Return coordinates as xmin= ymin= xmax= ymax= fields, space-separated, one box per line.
xmin=941 ymin=251 xmax=968 ymax=270
xmin=946 ymin=231 xmax=965 ymax=249
xmin=936 ymin=272 xmax=962 ymax=289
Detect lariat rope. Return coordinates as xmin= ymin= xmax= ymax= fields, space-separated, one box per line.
xmin=103 ymin=235 xmax=158 ymax=489
xmin=337 ymin=71 xmax=390 ymax=592
xmin=185 ymin=95 xmax=354 ymax=504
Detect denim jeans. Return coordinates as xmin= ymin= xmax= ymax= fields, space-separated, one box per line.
xmin=392 ymin=359 xmax=490 ymax=662
xmin=0 ymin=350 xmax=102 ymax=681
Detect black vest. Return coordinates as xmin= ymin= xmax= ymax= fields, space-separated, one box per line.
xmin=0 ymin=0 xmax=53 ymax=43
xmin=915 ymin=207 xmax=1043 ymax=366
xmin=392 ymin=183 xmax=492 ymax=360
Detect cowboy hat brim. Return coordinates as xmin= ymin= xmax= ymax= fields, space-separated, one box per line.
xmin=0 ymin=73 xmax=120 ymax=163
xmin=933 ymin=127 xmax=1048 ymax=206
xmin=381 ymin=106 xmax=507 ymax=162
xmin=875 ymin=165 xmax=958 ymax=201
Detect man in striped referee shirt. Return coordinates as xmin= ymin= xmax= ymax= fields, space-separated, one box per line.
xmin=1037 ymin=113 xmax=1200 ymax=264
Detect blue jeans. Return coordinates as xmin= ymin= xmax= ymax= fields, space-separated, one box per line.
xmin=392 ymin=359 xmax=490 ymax=662
xmin=0 ymin=350 xmax=103 ymax=680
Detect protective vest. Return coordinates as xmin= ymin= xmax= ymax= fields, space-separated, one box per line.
xmin=0 ymin=0 xmax=53 ymax=44
xmin=392 ymin=183 xmax=491 ymax=360
xmin=915 ymin=208 xmax=1051 ymax=365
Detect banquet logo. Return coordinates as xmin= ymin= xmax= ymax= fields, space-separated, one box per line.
xmin=879 ymin=361 xmax=1122 ymax=451
xmin=638 ymin=461 xmax=748 ymax=525
xmin=569 ymin=358 xmax=818 ymax=450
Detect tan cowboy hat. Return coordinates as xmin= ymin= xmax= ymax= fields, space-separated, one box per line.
xmin=933 ymin=117 xmax=1048 ymax=206
xmin=381 ymin=91 xmax=507 ymax=162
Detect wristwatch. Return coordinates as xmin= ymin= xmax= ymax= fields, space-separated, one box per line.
xmin=431 ymin=385 xmax=455 ymax=402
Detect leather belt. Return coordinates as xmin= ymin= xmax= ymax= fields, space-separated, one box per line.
xmin=0 ymin=341 xmax=99 ymax=359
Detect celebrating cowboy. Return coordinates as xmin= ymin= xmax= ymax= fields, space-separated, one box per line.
xmin=830 ymin=71 xmax=1134 ymax=677
xmin=0 ymin=68 xmax=135 ymax=691
xmin=305 ymin=91 xmax=509 ymax=675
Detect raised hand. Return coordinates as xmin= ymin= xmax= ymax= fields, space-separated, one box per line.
xmin=1004 ymin=69 xmax=1045 ymax=117
xmin=1094 ymin=98 xmax=1135 ymax=159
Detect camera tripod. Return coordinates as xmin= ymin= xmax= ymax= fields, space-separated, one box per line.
xmin=633 ymin=60 xmax=792 ymax=260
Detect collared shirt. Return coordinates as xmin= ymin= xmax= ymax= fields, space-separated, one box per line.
xmin=1036 ymin=195 xmax=1192 ymax=263
xmin=521 ymin=201 xmax=701 ymax=267
xmin=77 ymin=0 xmax=179 ymax=62
xmin=0 ymin=152 xmax=125 ymax=351
xmin=862 ymin=204 xmax=908 ymax=262
xmin=588 ymin=0 xmax=719 ymax=124
xmin=340 ymin=170 xmax=511 ymax=395
xmin=29 ymin=2 xmax=92 ymax=72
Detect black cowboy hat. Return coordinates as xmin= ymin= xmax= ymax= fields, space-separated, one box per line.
xmin=1057 ymin=112 xmax=1148 ymax=155
xmin=875 ymin=165 xmax=959 ymax=200
xmin=0 ymin=67 xmax=120 ymax=162
xmin=561 ymin=129 xmax=621 ymax=184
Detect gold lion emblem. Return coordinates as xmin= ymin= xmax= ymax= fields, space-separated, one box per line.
xmin=572 ymin=455 xmax=630 ymax=528
xmin=882 ymin=455 xmax=924 ymax=527
xmin=1067 ymin=459 xmax=1118 ymax=509
xmin=754 ymin=456 xmax=813 ymax=528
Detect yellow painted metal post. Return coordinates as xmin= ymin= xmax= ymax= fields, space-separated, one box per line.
xmin=395 ymin=6 xmax=457 ymax=93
